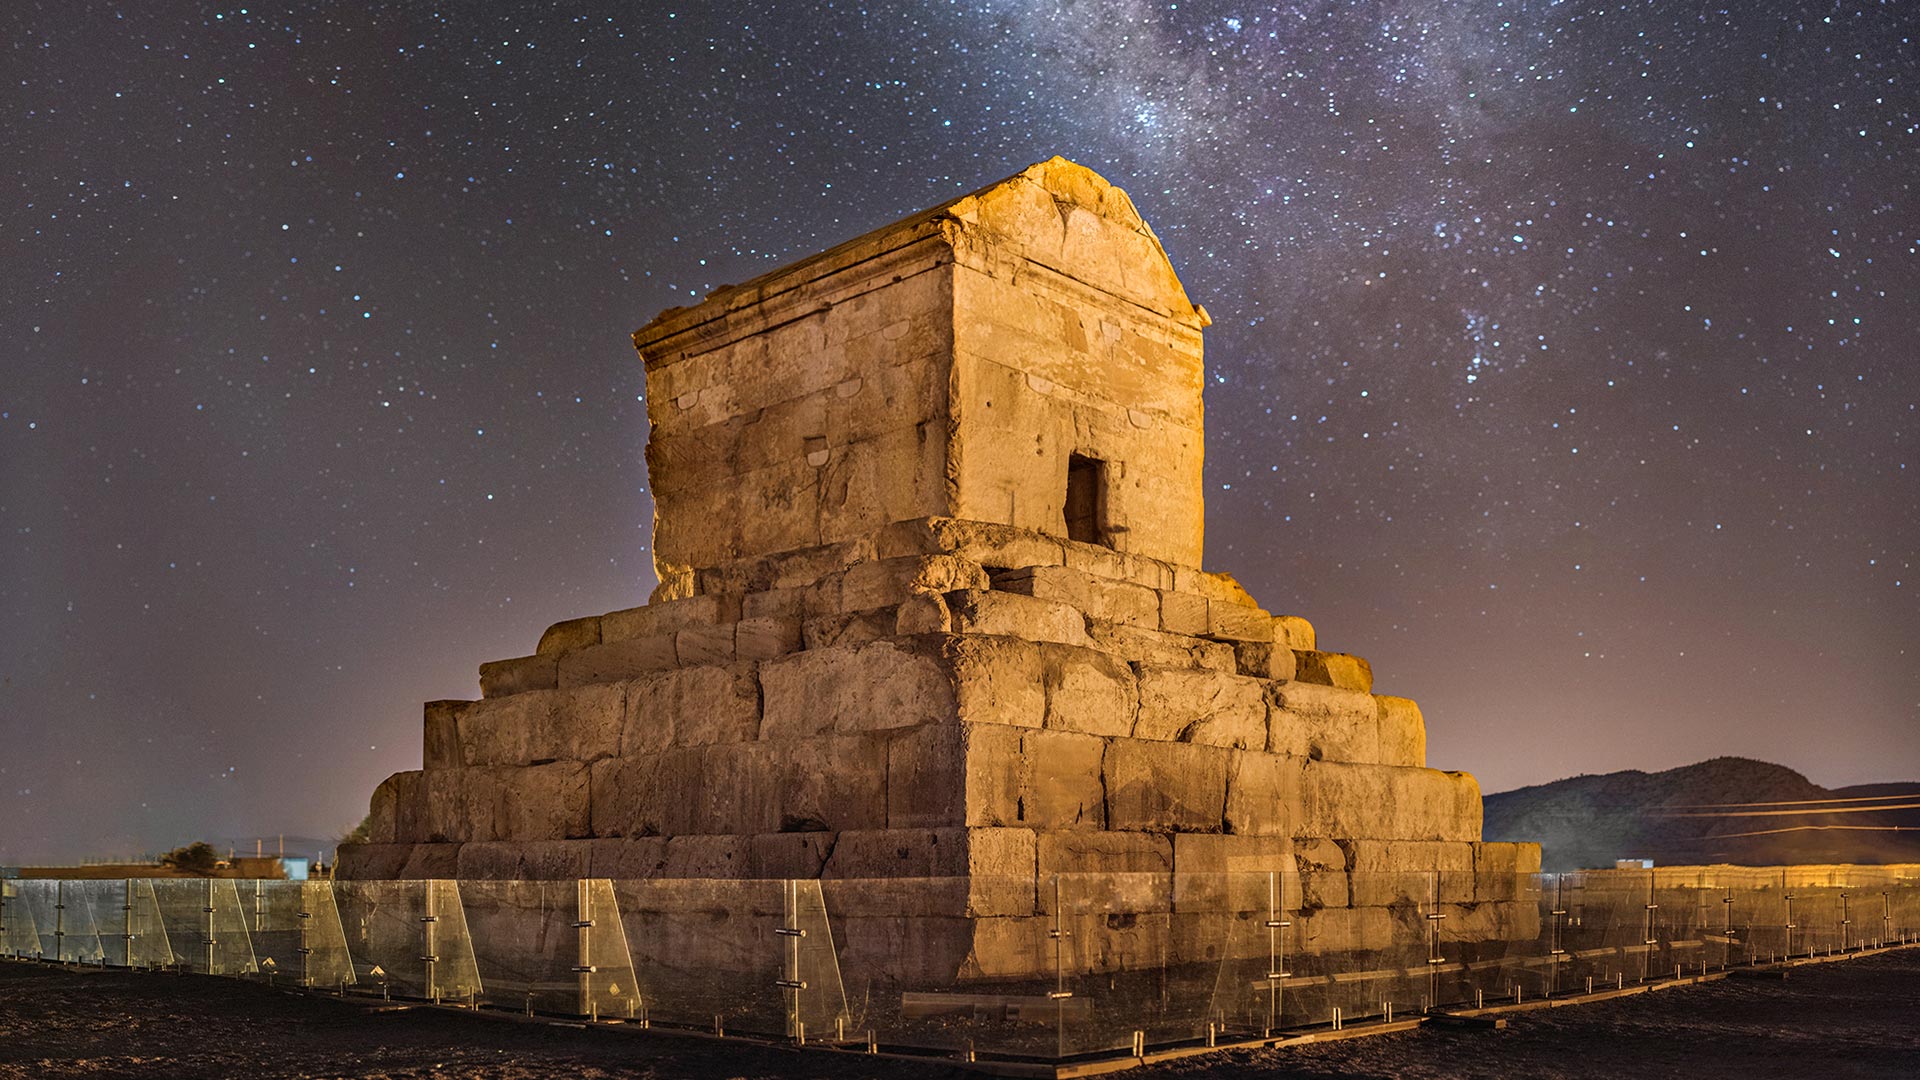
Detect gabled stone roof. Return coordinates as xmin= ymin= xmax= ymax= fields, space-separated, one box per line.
xmin=634 ymin=156 xmax=1207 ymax=353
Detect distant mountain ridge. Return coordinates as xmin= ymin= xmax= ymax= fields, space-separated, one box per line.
xmin=1483 ymin=757 xmax=1920 ymax=871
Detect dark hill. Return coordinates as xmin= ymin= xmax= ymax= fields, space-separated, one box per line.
xmin=1483 ymin=757 xmax=1920 ymax=871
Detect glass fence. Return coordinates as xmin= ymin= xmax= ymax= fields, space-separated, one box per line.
xmin=2 ymin=869 xmax=1915 ymax=1063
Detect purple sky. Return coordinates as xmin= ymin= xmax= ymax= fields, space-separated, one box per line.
xmin=3 ymin=2 xmax=1914 ymax=863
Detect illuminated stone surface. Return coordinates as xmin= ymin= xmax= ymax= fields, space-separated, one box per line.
xmin=340 ymin=157 xmax=1536 ymax=974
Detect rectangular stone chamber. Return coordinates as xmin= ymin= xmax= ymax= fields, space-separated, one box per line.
xmin=339 ymin=158 xmax=1539 ymax=986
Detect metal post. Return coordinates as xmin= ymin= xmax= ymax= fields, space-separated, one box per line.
xmin=572 ymin=879 xmax=598 ymax=1021
xmin=421 ymin=884 xmax=440 ymax=1004
xmin=1884 ymin=892 xmax=1893 ymax=948
xmin=1840 ymin=892 xmax=1850 ymax=952
xmin=1264 ymin=870 xmax=1291 ymax=1035
xmin=204 ymin=877 xmax=216 ymax=974
xmin=1425 ymin=871 xmax=1447 ymax=1007
xmin=1047 ymin=875 xmax=1073 ymax=1059
xmin=1784 ymin=893 xmax=1797 ymax=958
xmin=296 ymin=888 xmax=313 ymax=989
xmin=774 ymin=879 xmax=809 ymax=1043
xmin=54 ymin=880 xmax=67 ymax=963
xmin=1549 ymin=874 xmax=1568 ymax=996
xmin=122 ymin=879 xmax=135 ymax=968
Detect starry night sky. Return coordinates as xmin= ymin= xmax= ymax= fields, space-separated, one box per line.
xmin=3 ymin=2 xmax=1914 ymax=863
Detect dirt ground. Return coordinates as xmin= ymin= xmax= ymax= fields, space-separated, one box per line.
xmin=1 ymin=949 xmax=1916 ymax=1080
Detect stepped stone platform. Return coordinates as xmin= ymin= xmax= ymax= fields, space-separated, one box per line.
xmin=339 ymin=157 xmax=1538 ymax=977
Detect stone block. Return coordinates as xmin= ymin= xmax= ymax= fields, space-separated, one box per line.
xmin=995 ymin=565 xmax=1159 ymax=627
xmin=1292 ymin=838 xmax=1352 ymax=909
xmin=1040 ymin=643 xmax=1138 ymax=737
xmin=874 ymin=516 xmax=1067 ymax=572
xmin=1231 ymin=640 xmax=1296 ymax=681
xmin=456 ymin=839 xmax=591 ymax=880
xmin=422 ymin=700 xmax=470 ymax=770
xmin=1471 ymin=841 xmax=1540 ymax=902
xmin=1271 ymin=681 xmax=1380 ymax=763
xmin=1439 ymin=900 xmax=1542 ymax=946
xmin=419 ymin=768 xmax=476 ymax=842
xmin=600 ymin=593 xmax=739 ymax=644
xmin=742 ymin=587 xmax=806 ymax=622
xmin=587 ymin=836 xmax=670 ymax=879
xmin=761 ymin=639 xmax=953 ymax=739
xmin=536 ymin=615 xmax=602 ymax=656
xmin=1173 ymin=567 xmax=1257 ymax=606
xmin=1374 ymin=695 xmax=1427 ymax=768
xmin=457 ymin=691 xmax=552 ymax=767
xmin=1037 ymin=831 xmax=1173 ymax=913
xmin=366 ymin=771 xmax=417 ymax=845
xmin=396 ymin=843 xmax=462 ymax=880
xmin=647 ymin=744 xmax=780 ymax=836
xmin=1158 ymin=589 xmax=1210 ymax=636
xmin=1223 ymin=750 xmax=1304 ymax=837
xmin=1084 ymin=621 xmax=1236 ymax=673
xmin=556 ymin=633 xmax=678 ymax=686
xmin=1205 ymin=599 xmax=1274 ymax=642
xmin=629 ymin=663 xmax=759 ymax=749
xmin=1298 ymin=762 xmax=1481 ymax=842
xmin=885 ymin=722 xmax=1019 ymax=829
xmin=894 ymin=591 xmax=952 ymax=633
xmin=1170 ymin=834 xmax=1294 ymax=912
xmin=587 ymin=756 xmax=665 ymax=838
xmin=945 ymin=589 xmax=1092 ymax=647
xmin=674 ymin=623 xmax=736 ymax=667
xmin=1274 ymin=615 xmax=1316 ymax=651
xmin=776 ymin=734 xmax=890 ymax=833
xmin=747 ymin=832 xmax=838 ymax=878
xmin=963 ymin=916 xmax=1055 ymax=980
xmin=334 ymin=842 xmax=412 ymax=880
xmin=479 ymin=653 xmax=558 ymax=698
xmin=1294 ymin=905 xmax=1398 ymax=955
xmin=733 ymin=615 xmax=801 ymax=660
xmin=491 ymin=761 xmax=590 ymax=841
xmin=820 ymin=554 xmax=989 ymax=615
xmin=822 ymin=827 xmax=1036 ymax=917
xmin=941 ymin=634 xmax=1046 ymax=728
xmin=661 ymin=834 xmax=749 ymax=878
xmin=1103 ymin=738 xmax=1229 ymax=833
xmin=801 ymin=607 xmax=899 ymax=649
xmin=1293 ymin=650 xmax=1374 ymax=693
xmin=1019 ymin=729 xmax=1108 ymax=830
xmin=1347 ymin=840 xmax=1475 ymax=906
xmin=1133 ymin=666 xmax=1266 ymax=749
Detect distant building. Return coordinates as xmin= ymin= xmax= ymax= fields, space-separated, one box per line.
xmin=1616 ymin=858 xmax=1656 ymax=870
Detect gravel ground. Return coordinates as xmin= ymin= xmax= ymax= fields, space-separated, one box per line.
xmin=2 ymin=949 xmax=1916 ymax=1080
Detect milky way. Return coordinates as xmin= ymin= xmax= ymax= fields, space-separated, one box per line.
xmin=2 ymin=2 xmax=1914 ymax=862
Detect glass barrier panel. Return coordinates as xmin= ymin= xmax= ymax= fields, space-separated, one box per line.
xmin=13 ymin=880 xmax=57 ymax=958
xmin=782 ymin=878 xmax=851 ymax=1043
xmin=126 ymin=879 xmax=173 ymax=968
xmin=147 ymin=878 xmax=256 ymax=974
xmin=609 ymin=878 xmax=790 ymax=1037
xmin=1048 ymin=871 xmax=1222 ymax=1059
xmin=463 ymin=879 xmax=578 ymax=1015
xmin=580 ymin=879 xmax=643 ymax=1022
xmin=824 ymin=875 xmax=1060 ymax=1062
xmin=57 ymin=879 xmax=112 ymax=963
xmin=1 ymin=880 xmax=41 ymax=957
xmin=333 ymin=879 xmax=482 ymax=1001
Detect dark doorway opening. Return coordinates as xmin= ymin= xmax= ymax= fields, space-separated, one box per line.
xmin=1065 ymin=454 xmax=1109 ymax=547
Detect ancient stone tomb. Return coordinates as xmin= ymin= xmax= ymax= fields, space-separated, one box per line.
xmin=340 ymin=157 xmax=1537 ymax=970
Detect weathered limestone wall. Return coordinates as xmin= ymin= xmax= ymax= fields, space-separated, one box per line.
xmin=338 ymin=158 xmax=1539 ymax=980
xmin=636 ymin=246 xmax=954 ymax=593
xmin=342 ymin=515 xmax=1535 ymax=968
